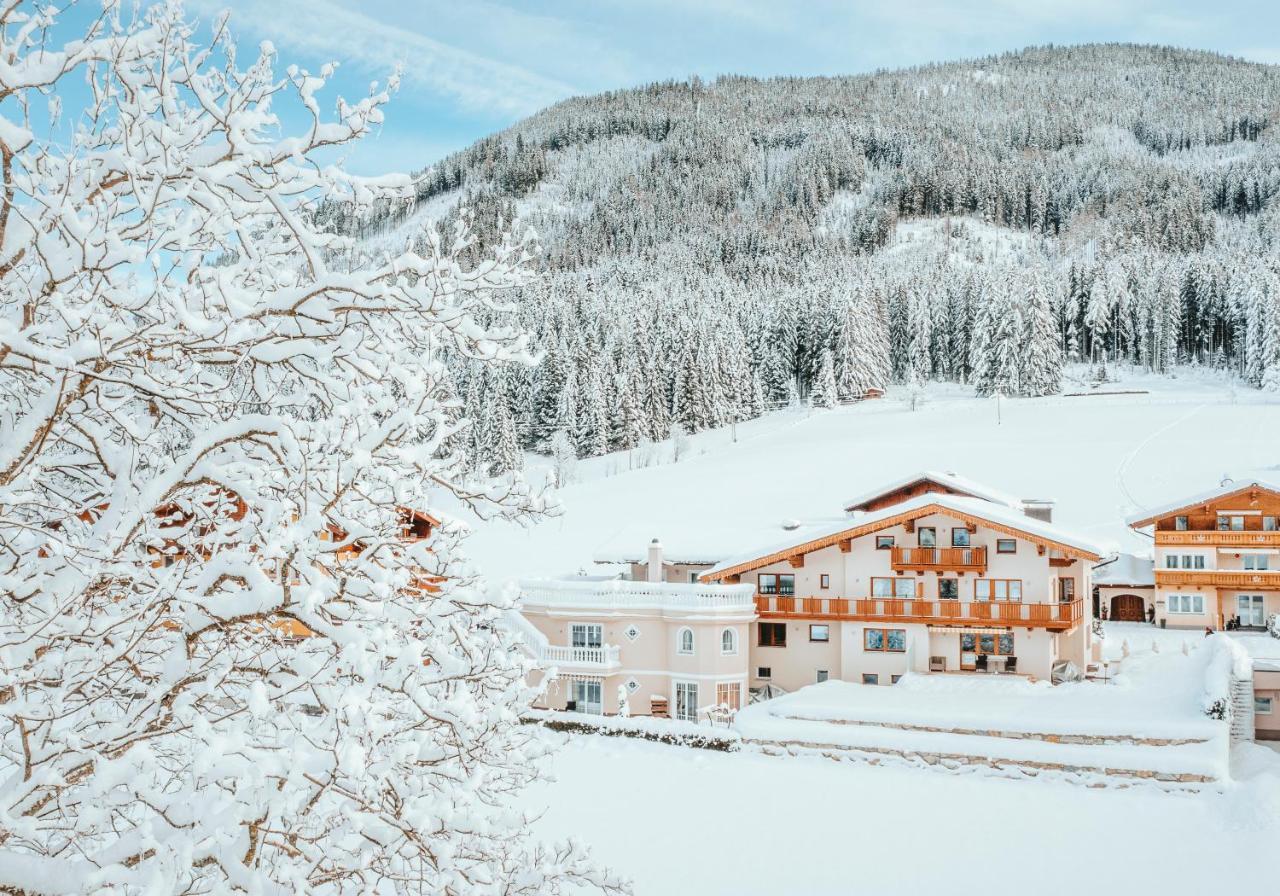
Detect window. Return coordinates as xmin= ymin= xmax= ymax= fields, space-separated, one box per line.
xmin=1266 ymin=516 xmax=1278 ymax=532
xmin=721 ymin=628 xmax=738 ymax=655
xmin=716 ymin=681 xmax=742 ymax=712
xmin=1244 ymin=554 xmax=1270 ymax=571
xmin=809 ymin=624 xmax=830 ymax=642
xmin=675 ymin=681 xmax=699 ymax=722
xmin=758 ymin=573 xmax=778 ymax=594
xmin=864 ymin=628 xmax=907 ymax=652
xmin=996 ymin=538 xmax=1017 ymax=554
xmin=820 ymin=574 xmax=830 ymax=589
xmin=677 ymin=627 xmax=695 ymax=655
xmin=951 ymin=527 xmax=971 ymax=547
xmin=759 ymin=573 xmax=796 ymax=595
xmin=918 ymin=527 xmax=937 ymax=548
xmin=571 ymin=623 xmax=603 ymax=649
xmin=871 ymin=577 xmax=917 ymax=598
xmin=1166 ymin=555 xmax=1178 ymax=569
xmin=757 ymin=667 xmax=772 ymax=679
xmin=938 ymin=578 xmax=959 ymax=599
xmin=689 ymin=571 xmax=700 ymax=583
xmin=1175 ymin=515 xmax=1189 ymax=531
xmin=1059 ymin=578 xmax=1075 ymax=602
xmin=1256 ymin=696 xmax=1274 ymax=715
xmin=875 ymin=535 xmax=895 ymax=550
xmin=1218 ymin=515 xmax=1245 ymax=531
xmin=570 ymin=679 xmax=602 ymax=714
xmin=1167 ymin=594 xmax=1204 ymax=614
xmin=778 ymin=574 xmax=795 ymax=595
xmin=758 ymin=623 xmax=787 ymax=647
xmin=862 ymin=674 xmax=879 ymax=685
xmin=974 ymin=579 xmax=1022 ymax=601
xmin=891 ymin=674 xmax=903 ymax=684
xmin=816 ymin=670 xmax=829 ymax=683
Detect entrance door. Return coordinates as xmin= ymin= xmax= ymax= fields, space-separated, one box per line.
xmin=1238 ymin=594 xmax=1265 ymax=628
xmin=1110 ymin=594 xmax=1146 ymax=622
xmin=675 ymin=681 xmax=699 ymax=722
xmin=571 ymin=679 xmax=602 ymax=714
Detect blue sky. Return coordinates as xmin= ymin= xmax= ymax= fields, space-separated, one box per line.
xmin=164 ymin=1 xmax=1280 ymax=174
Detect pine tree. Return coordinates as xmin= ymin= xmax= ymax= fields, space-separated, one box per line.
xmin=811 ymin=350 xmax=837 ymax=408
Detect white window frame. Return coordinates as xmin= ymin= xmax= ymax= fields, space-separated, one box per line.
xmin=720 ymin=628 xmax=737 ymax=655
xmin=677 ymin=626 xmax=695 ymax=655
xmin=570 ymin=622 xmax=603 ymax=649
xmin=1244 ymin=554 xmax=1270 ymax=571
xmin=1256 ymin=696 xmax=1274 ymax=715
xmin=674 ymin=681 xmax=699 ymax=722
xmin=1167 ymin=594 xmax=1205 ymax=615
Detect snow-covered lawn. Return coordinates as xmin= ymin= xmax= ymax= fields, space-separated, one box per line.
xmin=522 ymin=734 xmax=1280 ymax=896
xmin=732 ymin=640 xmax=1231 ymax=779
xmin=468 ymin=365 xmax=1280 ymax=582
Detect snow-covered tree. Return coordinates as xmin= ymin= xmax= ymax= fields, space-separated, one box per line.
xmin=0 ymin=5 xmax=620 ymax=894
xmin=811 ymin=350 xmax=837 ymax=408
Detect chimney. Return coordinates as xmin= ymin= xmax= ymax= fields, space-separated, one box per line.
xmin=647 ymin=538 xmax=664 ymax=583
xmin=1022 ymin=499 xmax=1054 ymax=523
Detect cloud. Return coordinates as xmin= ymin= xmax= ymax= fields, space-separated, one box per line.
xmin=191 ymin=0 xmax=580 ymax=117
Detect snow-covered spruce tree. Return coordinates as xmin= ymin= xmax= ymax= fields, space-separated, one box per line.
xmin=811 ymin=351 xmax=837 ymax=408
xmin=0 ymin=4 xmax=621 ymax=894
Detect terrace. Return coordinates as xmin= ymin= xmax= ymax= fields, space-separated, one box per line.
xmin=754 ymin=594 xmax=1086 ymax=631
xmin=519 ymin=577 xmax=757 ymax=613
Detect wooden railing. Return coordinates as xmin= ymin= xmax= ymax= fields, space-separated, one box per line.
xmin=1157 ymin=531 xmax=1280 ymax=547
xmin=1154 ymin=570 xmax=1280 ymax=588
xmin=891 ymin=546 xmax=987 ymax=571
xmin=753 ymin=595 xmax=1084 ymax=630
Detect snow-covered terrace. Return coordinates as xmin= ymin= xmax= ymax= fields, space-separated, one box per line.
xmin=518 ymin=577 xmax=757 ymax=613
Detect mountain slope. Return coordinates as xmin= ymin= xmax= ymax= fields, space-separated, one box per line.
xmin=334 ymin=44 xmax=1280 ymax=463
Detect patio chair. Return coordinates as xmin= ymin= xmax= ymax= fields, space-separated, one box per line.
xmin=975 ymin=654 xmax=988 ymax=672
xmin=1005 ymin=656 xmax=1017 ymax=674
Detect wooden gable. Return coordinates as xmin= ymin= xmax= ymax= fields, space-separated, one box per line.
xmin=1132 ymin=484 xmax=1280 ymax=531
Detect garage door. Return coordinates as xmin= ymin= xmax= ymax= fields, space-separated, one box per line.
xmin=1110 ymin=594 xmax=1146 ymax=622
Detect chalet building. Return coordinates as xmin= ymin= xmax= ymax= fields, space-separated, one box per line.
xmin=1092 ymin=553 xmax=1156 ymax=622
xmin=523 ymin=473 xmax=1102 ymax=721
xmin=699 ymin=475 xmax=1102 ymax=689
xmin=1127 ymin=479 xmax=1280 ymax=631
xmin=594 ymin=538 xmax=719 ymax=584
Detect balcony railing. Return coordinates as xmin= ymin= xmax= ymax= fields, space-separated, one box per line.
xmin=754 ymin=595 xmax=1085 ymax=630
xmin=537 ymin=644 xmax=622 ymax=670
xmin=520 ymin=578 xmax=757 ymax=612
xmin=891 ymin=546 xmax=987 ymax=571
xmin=1157 ymin=531 xmax=1280 ymax=547
xmin=1154 ymin=569 xmax=1280 ymax=588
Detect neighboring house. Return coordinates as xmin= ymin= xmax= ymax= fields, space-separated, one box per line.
xmin=1092 ymin=553 xmax=1156 ymax=622
xmin=593 ymin=538 xmax=719 ymax=584
xmin=520 ymin=562 xmax=757 ymax=721
xmin=1255 ymin=658 xmax=1280 ymax=741
xmin=1127 ymin=479 xmax=1280 ymax=630
xmin=699 ymin=480 xmax=1102 ymax=689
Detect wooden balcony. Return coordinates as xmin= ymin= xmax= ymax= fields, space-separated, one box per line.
xmin=890 ymin=546 xmax=986 ymax=572
xmin=1154 ymin=569 xmax=1280 ymax=589
xmin=753 ymin=595 xmax=1085 ymax=631
xmin=1156 ymin=531 xmax=1280 ymax=547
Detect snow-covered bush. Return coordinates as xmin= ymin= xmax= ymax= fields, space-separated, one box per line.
xmin=0 ymin=3 xmax=620 ymax=893
xmin=1200 ymin=635 xmax=1251 ymax=720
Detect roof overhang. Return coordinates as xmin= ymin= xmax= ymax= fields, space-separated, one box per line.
xmin=702 ymin=500 xmax=1102 ymax=582
xmin=1126 ymin=481 xmax=1280 ymax=529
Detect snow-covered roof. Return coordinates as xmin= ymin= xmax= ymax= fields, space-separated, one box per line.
xmin=842 ymin=470 xmax=1025 ymax=512
xmin=1126 ymin=478 xmax=1280 ymax=528
xmin=703 ymin=492 xmax=1105 ymax=581
xmin=1092 ymin=553 xmax=1155 ymax=587
xmin=590 ymin=547 xmax=720 ymax=565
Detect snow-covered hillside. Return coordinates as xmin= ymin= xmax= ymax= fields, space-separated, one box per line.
xmin=467 ymin=365 xmax=1280 ymax=583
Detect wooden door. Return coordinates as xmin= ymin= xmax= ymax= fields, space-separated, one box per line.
xmin=1110 ymin=594 xmax=1146 ymax=622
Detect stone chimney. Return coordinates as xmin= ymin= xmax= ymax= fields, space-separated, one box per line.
xmin=647 ymin=538 xmax=664 ymax=583
xmin=1023 ymin=499 xmax=1054 ymax=523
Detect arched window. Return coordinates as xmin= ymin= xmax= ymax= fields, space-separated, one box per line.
xmin=721 ymin=628 xmax=737 ymax=655
xmin=677 ymin=627 xmax=695 ymax=655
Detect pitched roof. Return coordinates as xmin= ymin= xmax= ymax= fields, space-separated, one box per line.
xmin=1092 ymin=553 xmax=1154 ymax=587
xmin=1126 ymin=478 xmax=1280 ymax=529
xmin=842 ymin=470 xmax=1025 ymax=512
xmin=702 ymin=493 xmax=1104 ymax=581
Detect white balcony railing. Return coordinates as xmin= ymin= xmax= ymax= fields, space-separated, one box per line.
xmin=519 ymin=578 xmax=757 ymax=612
xmin=537 ymin=643 xmax=622 ymax=670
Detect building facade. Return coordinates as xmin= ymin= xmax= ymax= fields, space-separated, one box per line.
xmin=700 ymin=479 xmax=1101 ymax=688
xmin=1127 ymin=479 xmax=1280 ymax=631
